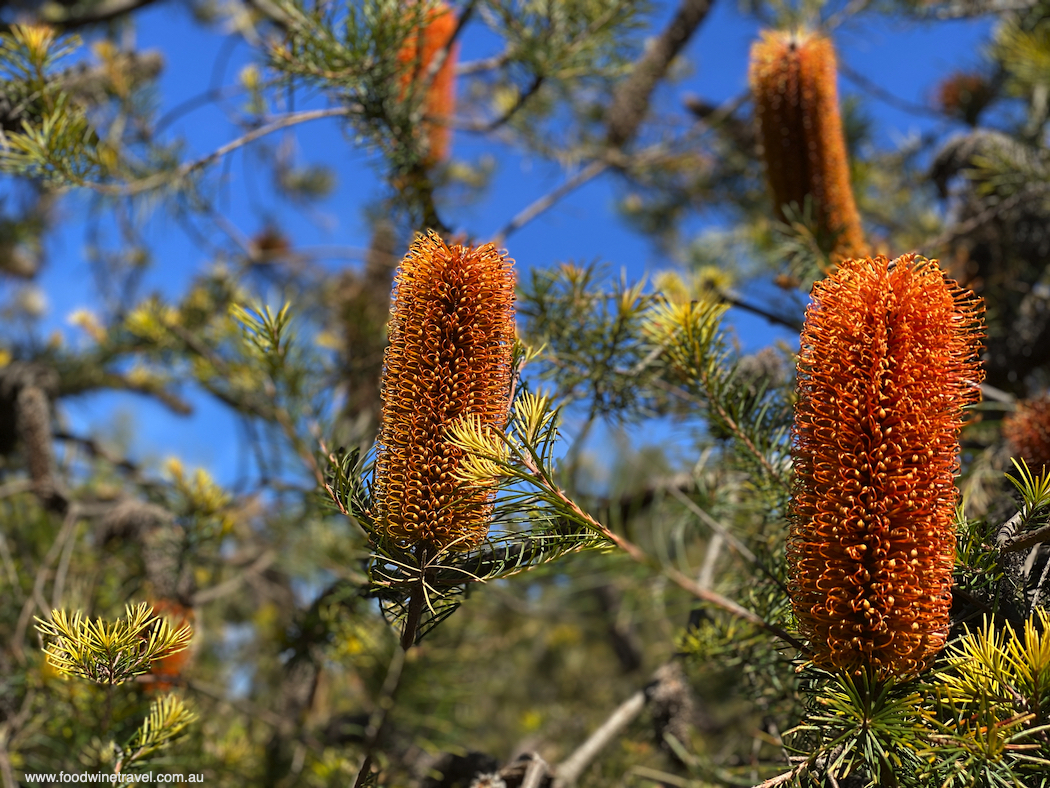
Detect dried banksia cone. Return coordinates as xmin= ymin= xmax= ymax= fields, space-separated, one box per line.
xmin=788 ymin=255 xmax=984 ymax=677
xmin=398 ymin=1 xmax=458 ymax=164
xmin=372 ymin=231 xmax=515 ymax=553
xmin=1003 ymin=396 xmax=1050 ymax=474
xmin=749 ymin=30 xmax=864 ymax=259
xmin=936 ymin=71 xmax=994 ymax=126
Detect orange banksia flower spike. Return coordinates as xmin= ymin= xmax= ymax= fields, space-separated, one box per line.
xmin=749 ymin=30 xmax=865 ymax=259
xmin=1003 ymin=396 xmax=1050 ymax=474
xmin=148 ymin=599 xmax=194 ymax=692
xmin=788 ymin=255 xmax=984 ymax=678
xmin=398 ymin=1 xmax=458 ymax=164
xmin=372 ymin=231 xmax=515 ymax=553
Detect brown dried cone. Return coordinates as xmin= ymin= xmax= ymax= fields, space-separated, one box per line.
xmin=788 ymin=255 xmax=984 ymax=678
xmin=1003 ymin=396 xmax=1050 ymax=474
xmin=749 ymin=29 xmax=865 ymax=260
xmin=0 ymin=363 xmax=63 ymax=511
xmin=371 ymin=230 xmax=516 ymax=553
xmin=935 ymin=71 xmax=995 ymax=127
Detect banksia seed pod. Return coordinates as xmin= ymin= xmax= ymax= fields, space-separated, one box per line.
xmin=398 ymin=1 xmax=458 ymax=164
xmin=788 ymin=255 xmax=984 ymax=678
xmin=1003 ymin=396 xmax=1050 ymax=474
xmin=749 ymin=30 xmax=864 ymax=259
xmin=372 ymin=231 xmax=515 ymax=552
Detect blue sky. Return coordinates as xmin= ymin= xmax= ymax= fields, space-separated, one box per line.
xmin=25 ymin=1 xmax=996 ymax=487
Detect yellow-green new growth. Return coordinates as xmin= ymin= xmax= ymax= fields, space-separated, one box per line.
xmin=36 ymin=602 xmax=193 ymax=685
xmin=446 ymin=391 xmax=558 ymax=486
xmin=939 ymin=610 xmax=1050 ymax=718
xmin=116 ymin=695 xmax=199 ymax=774
xmin=927 ymin=610 xmax=1050 ymax=781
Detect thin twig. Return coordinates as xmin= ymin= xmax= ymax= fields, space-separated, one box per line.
xmin=980 ymin=382 xmax=1016 ymax=405
xmin=456 ymin=53 xmax=510 ymax=75
xmin=521 ymin=754 xmax=550 ymax=788
xmin=697 ymin=364 xmax=790 ymax=490
xmin=552 ymin=690 xmax=647 ymax=787
xmin=50 ymin=515 xmax=80 ymax=609
xmin=181 ymin=678 xmax=286 ymax=729
xmin=915 ymin=0 xmax=1038 ymax=20
xmin=94 ymin=107 xmax=354 ymax=196
xmin=668 ymin=487 xmax=758 ymax=565
xmin=823 ymin=0 xmax=877 ymax=30
xmin=353 ymin=645 xmax=409 ymax=787
xmin=669 ymin=487 xmax=790 ymax=596
xmin=492 ymin=160 xmax=609 ymax=246
xmin=751 ymin=764 xmax=807 ymax=788
xmin=458 ymin=74 xmax=544 ymax=132
xmin=53 ymin=431 xmax=152 ymax=486
xmin=717 ymin=289 xmax=803 ymax=332
xmin=192 ymin=551 xmax=277 ymax=604
xmin=0 ymin=480 xmax=33 ymax=499
xmin=1002 ymin=523 xmax=1050 ymax=554
xmin=523 ymin=457 xmax=807 ymax=653
xmin=697 ymin=533 xmax=723 ymax=592
xmin=13 ymin=505 xmax=80 ymax=664
xmin=838 ymin=62 xmax=942 ymax=119
xmin=922 ymin=190 xmax=1025 ymax=253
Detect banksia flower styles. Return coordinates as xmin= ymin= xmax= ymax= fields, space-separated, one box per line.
xmin=398 ymin=1 xmax=458 ymax=164
xmin=749 ymin=30 xmax=865 ymax=259
xmin=788 ymin=255 xmax=984 ymax=677
xmin=148 ymin=599 xmax=194 ymax=691
xmin=1003 ymin=396 xmax=1050 ymax=474
xmin=372 ymin=231 xmax=515 ymax=553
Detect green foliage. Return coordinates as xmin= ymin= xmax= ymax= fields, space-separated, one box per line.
xmin=1007 ymin=458 xmax=1050 ymax=522
xmin=927 ymin=611 xmax=1050 ymax=786
xmin=519 ymin=261 xmax=662 ymax=422
xmin=789 ymin=670 xmax=930 ymax=787
xmin=641 ymin=292 xmax=793 ymax=494
xmin=35 ymin=603 xmax=193 ymax=685
xmin=116 ymin=695 xmax=199 ymax=774
xmin=3 ymin=0 xmax=1050 ymax=785
xmin=485 ymin=0 xmax=638 ymax=82
xmin=337 ymin=387 xmax=608 ymax=643
xmin=954 ymin=508 xmax=1003 ymax=598
xmin=0 ymin=26 xmax=109 ymax=185
xmin=230 ymin=302 xmax=294 ymax=383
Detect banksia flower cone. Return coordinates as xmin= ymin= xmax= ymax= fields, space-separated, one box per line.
xmin=398 ymin=1 xmax=458 ymax=164
xmin=148 ymin=599 xmax=194 ymax=691
xmin=749 ymin=30 xmax=864 ymax=259
xmin=788 ymin=255 xmax=984 ymax=677
xmin=1003 ymin=396 xmax=1050 ymax=474
xmin=372 ymin=231 xmax=515 ymax=553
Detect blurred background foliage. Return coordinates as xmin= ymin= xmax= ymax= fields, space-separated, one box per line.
xmin=2 ymin=0 xmax=1050 ymax=786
